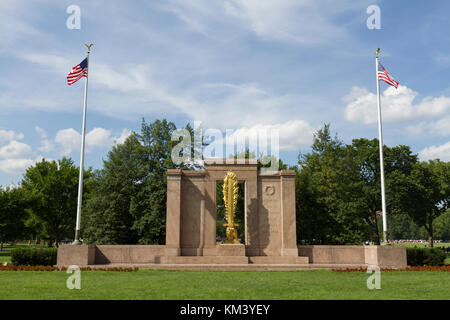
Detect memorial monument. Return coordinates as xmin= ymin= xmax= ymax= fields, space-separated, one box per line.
xmin=57 ymin=158 xmax=406 ymax=269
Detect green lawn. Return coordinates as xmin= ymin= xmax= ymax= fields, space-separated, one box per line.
xmin=0 ymin=269 xmax=448 ymax=300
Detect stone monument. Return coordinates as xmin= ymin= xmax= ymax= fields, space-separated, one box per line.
xmin=57 ymin=158 xmax=407 ymax=269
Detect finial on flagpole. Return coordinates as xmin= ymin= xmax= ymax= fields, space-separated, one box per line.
xmin=85 ymin=43 xmax=93 ymax=53
xmin=376 ymin=48 xmax=380 ymax=57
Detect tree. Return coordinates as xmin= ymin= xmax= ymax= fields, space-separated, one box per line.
xmin=406 ymin=160 xmax=450 ymax=247
xmin=0 ymin=187 xmax=28 ymax=250
xmin=84 ymin=119 xmax=178 ymax=245
xmin=344 ymin=139 xmax=418 ymax=243
xmin=82 ymin=135 xmax=144 ymax=244
xmin=130 ymin=119 xmax=178 ymax=244
xmin=21 ymin=158 xmax=92 ymax=246
xmin=296 ymin=124 xmax=420 ymax=245
xmin=434 ymin=209 xmax=450 ymax=241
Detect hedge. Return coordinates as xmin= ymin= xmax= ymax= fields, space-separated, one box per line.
xmin=406 ymin=247 xmax=446 ymax=266
xmin=11 ymin=248 xmax=58 ymax=266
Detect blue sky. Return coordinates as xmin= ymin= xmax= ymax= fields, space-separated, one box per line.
xmin=1 ymin=0 xmax=450 ymax=186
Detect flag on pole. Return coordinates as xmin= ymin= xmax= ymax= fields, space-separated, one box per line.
xmin=68 ymin=44 xmax=92 ymax=244
xmin=67 ymin=58 xmax=88 ymax=85
xmin=377 ymin=63 xmax=399 ymax=88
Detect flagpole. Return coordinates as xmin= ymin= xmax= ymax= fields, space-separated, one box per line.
xmin=375 ymin=48 xmax=388 ymax=245
xmin=73 ymin=44 xmax=93 ymax=245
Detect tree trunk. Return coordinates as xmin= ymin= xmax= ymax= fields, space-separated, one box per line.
xmin=428 ymin=212 xmax=433 ymax=248
xmin=372 ymin=209 xmax=381 ymax=245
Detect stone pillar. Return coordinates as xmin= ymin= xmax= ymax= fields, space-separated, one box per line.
xmin=244 ymin=170 xmax=259 ymax=255
xmin=280 ymin=170 xmax=298 ymax=256
xmin=166 ymin=169 xmax=182 ymax=255
xmin=203 ymin=175 xmax=217 ymax=250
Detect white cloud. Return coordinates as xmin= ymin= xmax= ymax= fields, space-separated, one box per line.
xmin=113 ymin=129 xmax=133 ymax=145
xmin=344 ymin=85 xmax=450 ymax=124
xmin=431 ymin=117 xmax=450 ymax=136
xmin=0 ymin=158 xmax=36 ymax=174
xmin=55 ymin=128 xmax=80 ymax=156
xmin=38 ymin=139 xmax=54 ymax=153
xmin=165 ymin=0 xmax=370 ymax=45
xmin=35 ymin=126 xmax=47 ymax=138
xmin=0 ymin=129 xmax=24 ymax=145
xmin=19 ymin=53 xmax=72 ymax=75
xmin=86 ymin=128 xmax=113 ymax=148
xmin=406 ymin=117 xmax=450 ymax=137
xmin=54 ymin=127 xmax=132 ymax=155
xmin=206 ymin=120 xmax=315 ymax=156
xmin=14 ymin=50 xmax=323 ymax=130
xmin=226 ymin=120 xmax=315 ymax=151
xmin=419 ymin=141 xmax=450 ymax=162
xmin=0 ymin=140 xmax=33 ymax=159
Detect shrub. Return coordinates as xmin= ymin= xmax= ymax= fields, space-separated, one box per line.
xmin=11 ymin=248 xmax=58 ymax=266
xmin=406 ymin=248 xmax=446 ymax=266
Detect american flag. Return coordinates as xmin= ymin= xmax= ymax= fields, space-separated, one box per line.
xmin=378 ymin=63 xmax=398 ymax=88
xmin=67 ymin=58 xmax=88 ymax=85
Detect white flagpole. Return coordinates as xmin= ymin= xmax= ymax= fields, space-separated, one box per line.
xmin=73 ymin=44 xmax=93 ymax=245
xmin=375 ymin=48 xmax=388 ymax=245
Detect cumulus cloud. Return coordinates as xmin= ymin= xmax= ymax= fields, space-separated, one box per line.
xmin=54 ymin=127 xmax=132 ymax=156
xmin=0 ymin=129 xmax=24 ymax=145
xmin=203 ymin=120 xmax=315 ymax=159
xmin=419 ymin=141 xmax=450 ymax=162
xmin=0 ymin=139 xmax=39 ymax=174
xmin=113 ymin=129 xmax=133 ymax=145
xmin=344 ymin=85 xmax=450 ymax=124
xmin=0 ymin=140 xmax=33 ymax=159
xmin=225 ymin=120 xmax=315 ymax=151
xmin=38 ymin=139 xmax=54 ymax=153
xmin=55 ymin=128 xmax=80 ymax=156
xmin=406 ymin=117 xmax=450 ymax=137
xmin=0 ymin=158 xmax=36 ymax=174
xmin=35 ymin=126 xmax=47 ymax=138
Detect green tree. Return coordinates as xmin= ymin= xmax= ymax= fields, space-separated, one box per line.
xmin=0 ymin=187 xmax=28 ymax=250
xmin=296 ymin=124 xmax=420 ymax=245
xmin=296 ymin=124 xmax=367 ymax=244
xmin=130 ymin=119 xmax=178 ymax=244
xmin=406 ymin=160 xmax=450 ymax=247
xmin=22 ymin=158 xmax=92 ymax=246
xmin=83 ymin=135 xmax=143 ymax=244
xmin=433 ymin=209 xmax=450 ymax=241
xmin=84 ymin=119 xmax=178 ymax=245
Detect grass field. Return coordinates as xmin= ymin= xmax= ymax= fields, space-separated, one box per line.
xmin=0 ymin=269 xmax=449 ymax=300
xmin=1 ymin=243 xmax=449 ymax=300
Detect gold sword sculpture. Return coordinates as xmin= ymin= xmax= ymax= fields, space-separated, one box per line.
xmin=222 ymin=171 xmax=240 ymax=244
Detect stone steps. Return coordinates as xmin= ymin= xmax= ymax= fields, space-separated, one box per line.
xmin=61 ymin=263 xmax=368 ymax=271
xmin=165 ymin=256 xmax=249 ymax=264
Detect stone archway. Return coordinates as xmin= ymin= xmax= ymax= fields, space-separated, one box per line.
xmin=165 ymin=158 xmax=299 ymax=260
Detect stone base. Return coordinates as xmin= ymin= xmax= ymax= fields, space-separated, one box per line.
xmin=57 ymin=245 xmax=95 ymax=266
xmin=298 ymin=245 xmax=407 ymax=268
xmin=56 ymin=244 xmax=406 ymax=269
xmin=249 ymin=256 xmax=309 ymax=264
xmin=166 ymin=256 xmax=249 ymax=264
xmin=203 ymin=244 xmax=246 ymax=256
xmin=281 ymin=248 xmax=299 ymax=256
